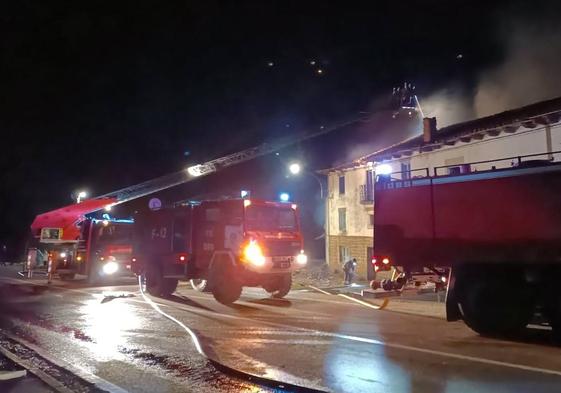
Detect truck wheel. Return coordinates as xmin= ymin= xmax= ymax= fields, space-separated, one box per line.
xmin=263 ymin=274 xmax=292 ymax=299
xmin=212 ymin=282 xmax=242 ymax=305
xmin=190 ymin=279 xmax=210 ymax=292
xmin=459 ymin=277 xmax=533 ymax=336
xmin=209 ymin=261 xmax=242 ymax=305
xmin=143 ymin=265 xmax=178 ymax=297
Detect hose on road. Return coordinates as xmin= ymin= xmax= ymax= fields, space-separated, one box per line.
xmin=137 ymin=276 xmax=326 ymax=392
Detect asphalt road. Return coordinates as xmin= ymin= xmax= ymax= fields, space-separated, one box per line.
xmin=1 ymin=274 xmax=561 ymax=393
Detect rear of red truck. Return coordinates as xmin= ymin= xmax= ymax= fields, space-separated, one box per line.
xmin=374 ymin=156 xmax=561 ymax=336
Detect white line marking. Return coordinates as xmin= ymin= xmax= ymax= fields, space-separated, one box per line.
xmin=9 ymin=277 xmax=561 ymax=378
xmin=338 ymin=294 xmax=389 ymax=310
xmin=147 ymin=296 xmax=561 ymax=377
xmin=307 ymin=285 xmax=332 ymax=295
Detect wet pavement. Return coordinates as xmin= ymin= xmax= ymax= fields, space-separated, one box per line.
xmin=0 ymin=268 xmax=561 ymax=393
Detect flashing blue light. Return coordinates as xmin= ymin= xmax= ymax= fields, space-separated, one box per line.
xmin=240 ymin=190 xmax=249 ymax=198
xmin=279 ymin=192 xmax=290 ymax=202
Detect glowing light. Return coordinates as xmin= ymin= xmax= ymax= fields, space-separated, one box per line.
xmin=310 ymin=60 xmax=316 ymax=65
xmin=102 ymin=261 xmax=119 ymax=275
xmin=59 ymin=252 xmax=67 ymax=258
xmin=102 ymin=220 xmax=109 ymax=226
xmin=76 ymin=190 xmax=87 ymax=203
xmin=104 ymin=205 xmax=112 ymax=212
xmin=376 ymin=164 xmax=392 ymax=175
xmin=243 ymin=240 xmax=266 ymax=267
xmin=279 ymin=192 xmax=290 ymax=202
xmin=268 ymin=61 xmax=274 ymax=67
xmin=240 ymin=190 xmax=249 ymax=198
xmin=317 ymin=69 xmax=323 ymax=74
xmin=179 ymin=255 xmax=186 ymax=262
xmin=291 ymin=203 xmax=298 ymax=210
xmin=244 ymin=199 xmax=252 ymax=207
xmin=187 ymin=165 xmax=203 ymax=177
xmin=382 ymin=257 xmax=390 ymax=265
xmin=441 ymin=276 xmax=447 ymax=283
xmin=374 ymin=265 xmax=379 ymax=272
xmin=288 ymin=162 xmax=301 ymax=175
xmin=76 ymin=256 xmax=82 ymax=261
xmin=296 ymin=251 xmax=307 ymax=265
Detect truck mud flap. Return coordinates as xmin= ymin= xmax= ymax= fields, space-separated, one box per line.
xmin=445 ymin=268 xmax=462 ymax=321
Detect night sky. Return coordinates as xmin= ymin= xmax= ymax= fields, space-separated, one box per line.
xmin=2 ymin=1 xmax=560 ymax=258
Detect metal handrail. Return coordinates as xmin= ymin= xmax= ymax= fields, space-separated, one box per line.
xmin=433 ymin=150 xmax=561 ymax=176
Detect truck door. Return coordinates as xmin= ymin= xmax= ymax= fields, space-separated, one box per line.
xmin=194 ymin=204 xmax=224 ymax=269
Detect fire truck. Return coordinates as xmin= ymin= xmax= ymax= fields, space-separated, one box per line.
xmin=29 ymin=199 xmax=134 ymax=282
xmin=131 ymin=198 xmax=307 ymax=304
xmin=372 ymin=153 xmax=561 ymax=336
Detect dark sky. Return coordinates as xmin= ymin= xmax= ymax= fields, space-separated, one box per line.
xmin=1 ymin=0 xmax=558 ymax=256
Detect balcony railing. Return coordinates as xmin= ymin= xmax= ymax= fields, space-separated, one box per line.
xmin=359 ymin=184 xmax=374 ymax=203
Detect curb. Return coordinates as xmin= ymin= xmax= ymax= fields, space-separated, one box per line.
xmin=0 ymin=339 xmax=74 ymax=393
xmin=0 ymin=331 xmax=129 ymax=393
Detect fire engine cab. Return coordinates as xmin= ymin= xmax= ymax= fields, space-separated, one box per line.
xmin=132 ymin=198 xmax=307 ymax=304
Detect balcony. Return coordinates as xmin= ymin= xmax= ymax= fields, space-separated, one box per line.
xmin=359 ymin=184 xmax=374 ymax=203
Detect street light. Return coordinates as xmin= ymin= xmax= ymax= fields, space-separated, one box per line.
xmin=287 ymin=162 xmax=324 ymax=199
xmin=76 ymin=191 xmax=87 ymax=203
xmin=288 ymin=162 xmax=301 ymax=175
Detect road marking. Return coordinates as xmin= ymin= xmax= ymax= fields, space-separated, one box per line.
xmin=338 ymin=293 xmax=389 ymax=310
xmin=307 ymin=285 xmax=332 ymax=295
xmin=147 ymin=296 xmax=561 ymax=378
xmin=8 ymin=277 xmax=561 ymax=379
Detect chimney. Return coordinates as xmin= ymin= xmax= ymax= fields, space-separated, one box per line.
xmin=423 ymin=117 xmax=437 ymax=143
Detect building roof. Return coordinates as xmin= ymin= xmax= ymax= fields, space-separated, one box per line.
xmin=321 ymin=96 xmax=561 ymax=173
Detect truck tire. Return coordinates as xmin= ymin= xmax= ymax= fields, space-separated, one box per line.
xmin=459 ymin=276 xmax=533 ymax=336
xmin=143 ymin=264 xmax=178 ymax=297
xmin=263 ymin=274 xmax=292 ymax=299
xmin=209 ymin=260 xmax=242 ymax=305
xmin=190 ymin=279 xmax=210 ymax=292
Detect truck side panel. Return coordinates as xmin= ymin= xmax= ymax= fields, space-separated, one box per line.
xmin=374 ymin=165 xmax=561 ymax=270
xmin=432 ymin=167 xmax=561 ymax=264
xmin=374 ymin=179 xmax=434 ymax=267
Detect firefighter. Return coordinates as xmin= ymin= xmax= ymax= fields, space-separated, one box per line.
xmin=343 ymin=258 xmax=357 ymax=285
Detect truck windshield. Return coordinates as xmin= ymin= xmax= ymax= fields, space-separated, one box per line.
xmin=97 ymin=224 xmax=133 ymax=243
xmin=245 ymin=206 xmax=297 ymax=231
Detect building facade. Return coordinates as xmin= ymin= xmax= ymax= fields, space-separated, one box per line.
xmin=322 ymin=97 xmax=561 ymax=278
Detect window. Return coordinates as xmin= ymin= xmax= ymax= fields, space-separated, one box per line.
xmin=338 ymin=175 xmax=345 ymax=195
xmin=368 ymin=214 xmax=374 ymax=228
xmin=338 ymin=208 xmax=347 ymax=232
xmin=245 ymin=205 xmax=297 ymax=231
xmin=448 ymin=166 xmax=461 ymax=175
xmin=401 ymin=162 xmax=411 ymax=180
xmin=339 ymin=246 xmax=350 ymax=264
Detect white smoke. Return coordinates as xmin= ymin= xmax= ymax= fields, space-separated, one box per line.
xmin=474 ymin=26 xmax=561 ymax=117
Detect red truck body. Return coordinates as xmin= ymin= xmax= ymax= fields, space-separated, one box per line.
xmin=131 ymin=198 xmax=307 ymax=303
xmin=374 ymin=163 xmax=561 ymax=269
xmin=373 ymin=157 xmax=561 ymax=335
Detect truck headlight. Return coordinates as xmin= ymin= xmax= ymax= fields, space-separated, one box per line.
xmin=296 ymin=251 xmax=307 ymax=265
xmin=102 ymin=261 xmax=119 ymax=275
xmin=243 ymin=240 xmax=266 ymax=267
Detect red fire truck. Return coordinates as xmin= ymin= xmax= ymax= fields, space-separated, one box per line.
xmin=29 ymin=199 xmax=134 ymax=282
xmin=373 ymin=153 xmax=561 ymax=336
xmin=131 ymin=198 xmax=307 ymax=304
